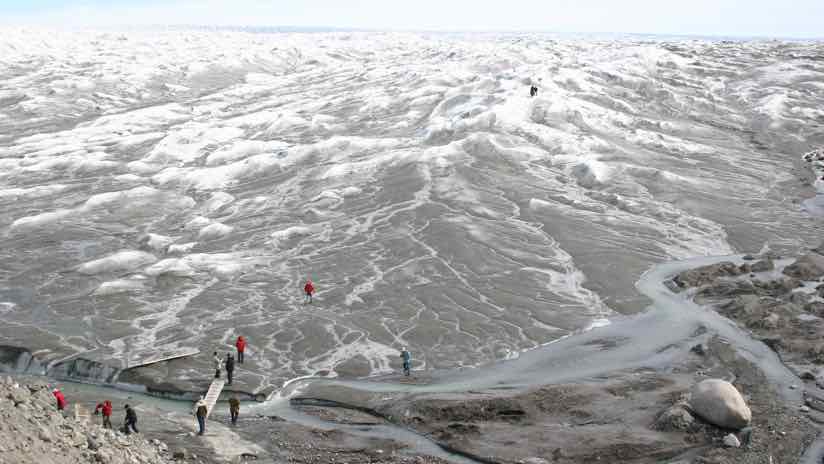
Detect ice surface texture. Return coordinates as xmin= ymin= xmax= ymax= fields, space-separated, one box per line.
xmin=0 ymin=29 xmax=822 ymax=391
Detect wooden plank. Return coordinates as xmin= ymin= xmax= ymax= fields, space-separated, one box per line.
xmin=126 ymin=347 xmax=200 ymax=369
xmin=74 ymin=404 xmax=90 ymax=423
xmin=203 ymin=379 xmax=224 ymax=419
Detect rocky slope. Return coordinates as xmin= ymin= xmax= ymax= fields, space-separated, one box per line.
xmin=0 ymin=376 xmax=174 ymax=464
xmin=670 ymin=244 xmax=824 ymax=385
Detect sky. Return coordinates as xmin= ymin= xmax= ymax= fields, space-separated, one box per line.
xmin=1 ymin=0 xmax=823 ymax=39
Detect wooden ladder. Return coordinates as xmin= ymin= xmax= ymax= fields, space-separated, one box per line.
xmin=203 ymin=378 xmax=225 ymax=419
xmin=74 ymin=403 xmax=91 ymax=423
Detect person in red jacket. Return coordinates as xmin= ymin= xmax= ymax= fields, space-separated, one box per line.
xmin=235 ymin=336 xmax=246 ymax=364
xmin=94 ymin=400 xmax=113 ymax=429
xmin=303 ymin=279 xmax=315 ymax=304
xmin=52 ymin=388 xmax=67 ymax=411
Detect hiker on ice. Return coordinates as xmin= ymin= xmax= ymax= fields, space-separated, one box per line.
xmin=225 ymin=353 xmax=235 ymax=386
xmin=235 ymin=335 xmax=246 ymax=364
xmin=303 ymin=279 xmax=315 ymax=303
xmin=228 ymin=395 xmax=240 ymax=425
xmin=529 ymin=85 xmax=538 ymax=97
xmin=94 ymin=400 xmax=113 ymax=429
xmin=400 ymin=347 xmax=412 ymax=376
xmin=213 ymin=351 xmax=223 ymax=379
xmin=52 ymin=388 xmax=67 ymax=411
xmin=123 ymin=404 xmax=139 ymax=434
xmin=194 ymin=396 xmax=208 ymax=436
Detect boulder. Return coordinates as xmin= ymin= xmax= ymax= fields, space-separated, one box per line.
xmin=751 ymin=260 xmax=774 ymax=273
xmin=688 ymin=379 xmax=751 ymax=429
xmin=654 ymin=405 xmax=695 ymax=431
xmin=87 ymin=435 xmax=101 ymax=451
xmin=783 ymin=254 xmax=824 ymax=281
xmin=723 ymin=433 xmax=741 ymax=448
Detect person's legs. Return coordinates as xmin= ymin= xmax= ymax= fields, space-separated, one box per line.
xmin=238 ymin=351 xmax=243 ymax=364
xmin=215 ymin=368 xmax=220 ymax=379
xmin=103 ymin=416 xmax=111 ymax=429
xmin=197 ymin=415 xmax=205 ymax=435
xmin=130 ymin=422 xmax=139 ymax=434
xmin=231 ymin=410 xmax=238 ymax=424
xmin=228 ymin=369 xmax=233 ymax=385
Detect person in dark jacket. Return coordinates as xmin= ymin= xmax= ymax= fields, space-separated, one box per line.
xmin=94 ymin=400 xmax=113 ymax=429
xmin=194 ymin=396 xmax=208 ymax=436
xmin=228 ymin=395 xmax=240 ymax=425
xmin=225 ymin=353 xmax=235 ymax=386
xmin=235 ymin=336 xmax=246 ymax=364
xmin=123 ymin=404 xmax=138 ymax=434
xmin=400 ymin=348 xmax=411 ymax=376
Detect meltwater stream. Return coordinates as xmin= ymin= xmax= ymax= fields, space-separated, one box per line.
xmin=272 ymin=255 xmax=802 ymax=399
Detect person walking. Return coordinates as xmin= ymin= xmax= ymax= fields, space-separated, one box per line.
xmin=52 ymin=388 xmax=67 ymax=411
xmin=225 ymin=353 xmax=235 ymax=386
xmin=194 ymin=396 xmax=208 ymax=436
xmin=400 ymin=347 xmax=411 ymax=376
xmin=228 ymin=395 xmax=240 ymax=425
xmin=235 ymin=336 xmax=246 ymax=364
xmin=123 ymin=404 xmax=138 ymax=434
xmin=213 ymin=351 xmax=223 ymax=379
xmin=94 ymin=400 xmax=113 ymax=429
xmin=303 ymin=279 xmax=315 ymax=304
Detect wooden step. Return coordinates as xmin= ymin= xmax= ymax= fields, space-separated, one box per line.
xmin=203 ymin=379 xmax=224 ymax=419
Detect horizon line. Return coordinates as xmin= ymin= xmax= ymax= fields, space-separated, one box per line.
xmin=2 ymin=23 xmax=823 ymax=41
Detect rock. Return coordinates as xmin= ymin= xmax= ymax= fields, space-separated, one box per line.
xmin=691 ymin=344 xmax=708 ymax=356
xmin=761 ymin=313 xmax=782 ymax=329
xmin=805 ymin=302 xmax=824 ymax=317
xmin=801 ymin=406 xmax=811 ymax=413
xmin=674 ymin=262 xmax=744 ymax=288
xmin=788 ymin=292 xmax=810 ymax=305
xmin=754 ymin=278 xmax=803 ymax=296
xmin=697 ymin=281 xmax=757 ymax=300
xmin=751 ymin=259 xmax=774 ymax=273
xmin=739 ymin=263 xmax=752 ymax=274
xmin=172 ymin=449 xmax=187 ymax=460
xmin=38 ymin=427 xmax=53 ymax=443
xmin=6 ymin=386 xmax=31 ymax=405
xmin=87 ymin=435 xmax=101 ymax=451
xmin=95 ymin=449 xmax=114 ymax=464
xmin=523 ymin=459 xmax=549 ymax=464
xmin=664 ymin=279 xmax=682 ymax=293
xmin=742 ymin=255 xmax=756 ymax=261
xmin=783 ymin=254 xmax=824 ymax=281
xmin=688 ymin=379 xmax=752 ymax=429
xmin=723 ymin=433 xmax=741 ymax=448
xmin=802 ymin=371 xmax=817 ymax=381
xmin=654 ymin=405 xmax=695 ymax=431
